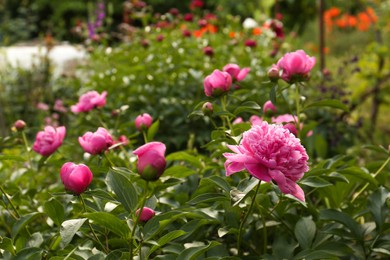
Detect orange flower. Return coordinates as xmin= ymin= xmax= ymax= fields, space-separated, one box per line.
xmin=347 ymin=15 xmax=357 ymax=27
xmin=193 ymin=30 xmax=204 ymax=38
xmin=365 ymin=7 xmax=377 ymax=23
xmin=252 ymin=27 xmax=262 ymax=35
xmin=206 ymin=24 xmax=218 ymax=33
xmin=228 ymin=31 xmax=236 ymax=38
xmin=325 ymin=7 xmax=341 ymax=18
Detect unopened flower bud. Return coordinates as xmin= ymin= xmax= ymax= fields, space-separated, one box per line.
xmin=267 ymin=65 xmax=280 ymax=82
xmin=202 ymin=102 xmax=213 ymax=116
xmin=136 ymin=207 xmax=155 ymax=222
xmin=14 ymin=120 xmax=26 ymax=131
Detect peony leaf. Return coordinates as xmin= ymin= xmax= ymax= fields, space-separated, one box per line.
xmin=294 ymin=217 xmax=316 ymax=250
xmin=303 ymin=99 xmax=349 ymax=112
xmin=60 ymin=218 xmax=87 ymax=248
xmin=84 ymin=212 xmax=131 ymax=239
xmin=148 ymin=230 xmax=187 ymax=256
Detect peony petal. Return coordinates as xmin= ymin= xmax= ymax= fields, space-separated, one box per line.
xmin=245 ymin=163 xmax=272 ymax=182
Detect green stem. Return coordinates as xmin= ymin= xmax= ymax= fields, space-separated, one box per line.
xmin=142 ymin=131 xmax=148 ymax=143
xmin=220 ymin=95 xmax=234 ymax=136
xmin=0 ymin=185 xmax=20 ymax=219
xmin=352 ymin=156 xmax=390 ymax=203
xmin=80 ymin=194 xmax=108 ymax=254
xmin=237 ymin=180 xmax=261 ymax=257
xmin=130 ymin=183 xmax=149 ymax=259
xmin=104 ymin=153 xmax=115 ymax=167
xmin=21 ymin=131 xmax=32 ymax=168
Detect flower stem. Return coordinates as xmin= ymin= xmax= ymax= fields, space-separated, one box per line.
xmin=220 ymin=95 xmax=234 ymax=136
xmin=80 ymin=194 xmax=108 ymax=254
xmin=0 ymin=185 xmax=20 ymax=219
xmin=237 ymin=180 xmax=261 ymax=256
xmin=142 ymin=131 xmax=148 ymax=143
xmin=21 ymin=130 xmax=32 ymax=168
xmin=352 ymin=156 xmax=390 ymax=203
xmin=129 ymin=183 xmax=149 ymax=259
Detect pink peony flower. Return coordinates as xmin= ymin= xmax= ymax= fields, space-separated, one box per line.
xmin=33 ymin=126 xmax=66 ymax=156
xmin=272 ymin=114 xmax=299 ymax=136
xmin=203 ymin=69 xmax=232 ymax=97
xmin=53 ymin=99 xmax=68 ymax=113
xmin=37 ymin=102 xmax=49 ymax=111
xmin=183 ymin=13 xmax=194 ymax=22
xmin=275 ymin=50 xmax=316 ymax=83
xmin=136 ymin=207 xmax=156 ymax=222
xmin=223 ymin=121 xmax=309 ymax=201
xmin=135 ymin=113 xmax=153 ymax=131
xmin=223 ymin=64 xmax=250 ymax=81
xmin=133 ymin=142 xmax=166 ymax=181
xmin=60 ymin=162 xmax=93 ymax=195
xmin=71 ymin=91 xmax=107 ymax=113
xmin=263 ymin=100 xmax=277 ymax=114
xmin=78 ymin=127 xmax=114 ymax=155
xmin=250 ymin=115 xmax=263 ymax=125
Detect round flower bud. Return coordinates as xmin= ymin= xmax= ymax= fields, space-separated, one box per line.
xmin=202 ymin=102 xmax=213 ymax=116
xmin=14 ymin=120 xmax=26 ymax=131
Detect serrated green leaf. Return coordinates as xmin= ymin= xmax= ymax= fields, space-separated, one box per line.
xmin=84 ymin=212 xmax=131 ymax=238
xmin=106 ymin=168 xmax=138 ymax=213
xmin=294 ymin=217 xmax=316 ymax=250
xmin=304 ymin=99 xmax=349 ymax=112
xmin=12 ymin=212 xmax=44 ymax=238
xmin=43 ymin=198 xmax=65 ymax=226
xmin=60 ymin=218 xmax=87 ymax=248
xmin=148 ymin=230 xmax=187 ymax=256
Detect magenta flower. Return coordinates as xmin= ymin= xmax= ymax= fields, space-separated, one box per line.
xmin=203 ymin=46 xmax=214 ymax=57
xmin=223 ymin=64 xmax=250 ymax=81
xmin=136 ymin=207 xmax=156 ymax=222
xmin=71 ymin=91 xmax=107 ymax=113
xmin=78 ymin=127 xmax=114 ymax=155
xmin=33 ymin=126 xmax=66 ymax=156
xmin=135 ymin=113 xmax=153 ymax=131
xmin=133 ymin=142 xmax=166 ymax=181
xmin=223 ymin=121 xmax=309 ymax=201
xmin=244 ymin=39 xmax=257 ymax=48
xmin=275 ymin=50 xmax=316 ymax=83
xmin=203 ymin=69 xmax=232 ymax=97
xmin=60 ymin=162 xmax=93 ymax=195
xmin=263 ymin=100 xmax=277 ymax=114
xmin=250 ymin=115 xmax=263 ymax=125
xmin=272 ymin=114 xmax=299 ymax=136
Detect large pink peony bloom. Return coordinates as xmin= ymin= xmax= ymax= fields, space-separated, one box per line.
xmin=203 ymin=69 xmax=232 ymax=97
xmin=223 ymin=121 xmax=309 ymax=201
xmin=133 ymin=142 xmax=166 ymax=181
xmin=60 ymin=162 xmax=93 ymax=195
xmin=33 ymin=126 xmax=66 ymax=156
xmin=223 ymin=63 xmax=250 ymax=81
xmin=71 ymin=91 xmax=107 ymax=113
xmin=275 ymin=50 xmax=316 ymax=83
xmin=78 ymin=127 xmax=114 ymax=155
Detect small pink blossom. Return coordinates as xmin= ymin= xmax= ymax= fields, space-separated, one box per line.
xmin=14 ymin=120 xmax=26 ymax=131
xmin=275 ymin=50 xmax=316 ymax=83
xmin=53 ymin=99 xmax=68 ymax=113
xmin=203 ymin=69 xmax=232 ymax=97
xmin=71 ymin=91 xmax=107 ymax=113
xmin=78 ymin=127 xmax=114 ymax=155
xmin=135 ymin=113 xmax=153 ymax=131
xmin=203 ymin=46 xmax=214 ymax=57
xmin=263 ymin=100 xmax=277 ymax=114
xmin=60 ymin=162 xmax=93 ymax=195
xmin=223 ymin=64 xmax=250 ymax=81
xmin=233 ymin=117 xmax=243 ymax=124
xmin=133 ymin=142 xmax=166 ymax=181
xmin=136 ymin=207 xmax=155 ymax=222
xmin=272 ymin=114 xmax=299 ymax=136
xmin=223 ymin=121 xmax=309 ymax=201
xmin=244 ymin=39 xmax=257 ymax=48
xmin=250 ymin=115 xmax=263 ymax=125
xmin=37 ymin=102 xmax=49 ymax=111
xmin=33 ymin=126 xmax=66 ymax=156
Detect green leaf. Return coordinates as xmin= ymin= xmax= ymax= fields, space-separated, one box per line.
xmin=304 ymin=99 xmax=349 ymax=112
xmin=233 ymin=101 xmax=261 ymax=115
xmin=0 ymin=237 xmax=15 ymax=255
xmin=314 ymin=134 xmax=328 ymax=159
xmin=147 ymin=120 xmax=160 ymax=141
xmin=60 ymin=218 xmax=87 ymax=248
xmin=368 ymin=187 xmax=389 ymax=230
xmin=206 ymin=175 xmax=231 ymax=194
xmin=362 ymin=145 xmax=389 ymax=155
xmin=320 ymin=209 xmax=363 ymax=239
xmin=177 ymin=241 xmax=221 ymax=260
xmin=106 ymin=168 xmax=138 ymax=213
xmin=294 ymin=217 xmax=316 ymax=249
xmin=300 ymin=176 xmax=332 ymax=188
xmin=84 ymin=189 xmax=115 ymax=200
xmin=148 ymin=230 xmax=187 ymax=256
xmin=13 ymin=247 xmax=42 ymax=260
xmin=187 ymin=193 xmax=229 ymax=206
xmin=166 ymin=151 xmax=203 ymax=169
xmin=43 ymin=198 xmax=65 ymax=226
xmin=84 ymin=212 xmax=131 ymax=238
xmin=163 ymin=165 xmax=196 ymax=178
xmin=336 ymin=167 xmax=378 ymax=186
xmin=0 ymin=155 xmax=25 ymax=161
xmin=12 ymin=212 xmax=44 ymax=238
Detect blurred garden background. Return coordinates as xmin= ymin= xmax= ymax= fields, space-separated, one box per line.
xmin=0 ymin=0 xmax=390 ymax=259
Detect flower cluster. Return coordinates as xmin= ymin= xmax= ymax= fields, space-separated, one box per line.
xmin=324 ymin=7 xmax=377 ymax=32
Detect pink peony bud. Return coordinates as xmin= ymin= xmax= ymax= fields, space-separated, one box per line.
xmin=133 ymin=142 xmax=166 ymax=181
xmin=203 ymin=69 xmax=232 ymax=97
xmin=202 ymin=102 xmax=213 ymax=116
xmin=276 ymin=49 xmax=316 ymax=83
xmin=33 ymin=126 xmax=66 ymax=156
xmin=71 ymin=91 xmax=107 ymax=113
xmin=183 ymin=13 xmax=194 ymax=22
xmin=233 ymin=117 xmax=243 ymax=124
xmin=78 ymin=127 xmax=114 ymax=155
xmin=14 ymin=120 xmax=26 ymax=131
xmin=263 ymin=100 xmax=277 ymax=114
xmin=267 ymin=65 xmax=280 ymax=82
xmin=223 ymin=63 xmax=250 ymax=81
xmin=136 ymin=207 xmax=155 ymax=222
xmin=135 ymin=113 xmax=153 ymax=131
xmin=60 ymin=162 xmax=93 ymax=195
